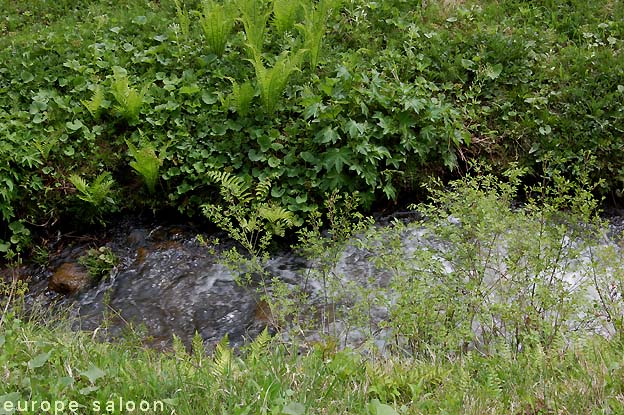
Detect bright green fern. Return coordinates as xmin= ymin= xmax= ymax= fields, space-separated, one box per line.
xmin=126 ymin=140 xmax=165 ymax=194
xmin=272 ymin=0 xmax=302 ymax=34
xmin=250 ymin=49 xmax=304 ymax=114
xmin=199 ymin=0 xmax=236 ymax=56
xmin=110 ymin=66 xmax=148 ymax=124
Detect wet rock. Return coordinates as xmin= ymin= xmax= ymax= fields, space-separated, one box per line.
xmin=48 ymin=263 xmax=91 ymax=295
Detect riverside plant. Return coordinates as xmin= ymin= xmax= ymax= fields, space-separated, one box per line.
xmin=110 ymin=66 xmax=148 ymax=125
xmin=126 ymin=140 xmax=165 ymax=194
xmin=251 ymin=49 xmax=304 ymax=114
xmin=199 ymin=0 xmax=236 ymax=56
xmin=237 ymin=0 xmax=270 ymax=56
xmin=296 ymin=0 xmax=340 ymax=70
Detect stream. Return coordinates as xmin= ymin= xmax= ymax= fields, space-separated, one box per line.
xmin=9 ymin=211 xmax=624 ymax=351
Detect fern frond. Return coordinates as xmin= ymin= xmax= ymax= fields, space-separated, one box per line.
xmin=127 ymin=140 xmax=163 ymax=194
xmin=110 ymin=67 xmax=147 ymax=124
xmin=211 ymin=335 xmax=232 ymax=378
xmin=229 ymin=79 xmax=255 ymax=115
xmin=206 ymin=170 xmax=252 ymax=202
xmin=81 ymin=85 xmax=106 ymax=118
xmin=272 ymin=0 xmax=302 ymax=34
xmin=200 ymin=0 xmax=236 ymax=56
xmin=251 ymin=50 xmax=303 ymax=114
xmin=237 ymin=0 xmax=270 ymax=55
xmin=249 ymin=326 xmax=271 ymax=360
xmin=255 ymin=177 xmax=271 ymax=200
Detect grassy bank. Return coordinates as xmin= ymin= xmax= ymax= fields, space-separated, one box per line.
xmin=2 ymin=307 xmax=624 ymax=414
xmin=1 ymin=0 xmax=623 ymax=257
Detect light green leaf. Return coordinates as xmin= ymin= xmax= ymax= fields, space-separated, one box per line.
xmin=0 ymin=392 xmax=21 ymax=415
xmin=81 ymin=364 xmax=106 ymax=384
xmin=27 ymin=352 xmax=51 ymax=369
xmin=282 ymin=402 xmax=305 ymax=415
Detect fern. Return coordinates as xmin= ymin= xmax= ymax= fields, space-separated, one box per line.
xmin=251 ymin=49 xmax=304 ymax=114
xmin=237 ymin=0 xmax=270 ymax=55
xmin=172 ymin=0 xmax=190 ymax=40
xmin=296 ymin=0 xmax=341 ymax=70
xmin=258 ymin=204 xmax=295 ymax=236
xmin=199 ymin=0 xmax=236 ymax=56
xmin=203 ymin=171 xmax=298 ymax=256
xmin=69 ymin=172 xmax=115 ymax=207
xmin=211 ymin=335 xmax=232 ymax=378
xmin=81 ymin=85 xmax=106 ymax=118
xmin=228 ymin=79 xmax=255 ymax=116
xmin=206 ymin=170 xmax=252 ymax=203
xmin=126 ymin=140 xmax=164 ymax=194
xmin=110 ymin=66 xmax=148 ymax=124
xmin=272 ymin=0 xmax=302 ymax=34
xmin=248 ymin=326 xmax=271 ymax=361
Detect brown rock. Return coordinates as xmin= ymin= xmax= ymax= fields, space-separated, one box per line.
xmin=48 ymin=263 xmax=91 ymax=295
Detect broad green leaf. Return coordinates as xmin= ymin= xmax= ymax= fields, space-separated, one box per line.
xmin=27 ymin=352 xmax=51 ymax=369
xmin=0 ymin=392 xmax=20 ymax=415
xmin=282 ymin=402 xmax=305 ymax=415
xmin=81 ymin=364 xmax=106 ymax=384
xmin=66 ymin=120 xmax=84 ymax=131
xmin=322 ymin=147 xmax=352 ymax=173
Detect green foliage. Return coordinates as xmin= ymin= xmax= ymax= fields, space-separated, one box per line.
xmin=199 ymin=0 xmax=236 ymax=56
xmin=77 ymin=246 xmax=119 ymax=282
xmin=296 ymin=0 xmax=340 ymax=70
xmin=126 ymin=139 xmax=165 ymax=194
xmin=226 ymin=79 xmax=256 ymax=115
xmin=68 ymin=172 xmax=117 ymax=223
xmin=1 ymin=0 xmax=623 ymax=256
xmin=272 ymin=0 xmax=302 ymax=35
xmin=237 ymin=0 xmax=271 ymax=55
xmin=202 ymin=170 xmax=296 ymax=258
xmin=110 ymin=66 xmax=148 ymax=124
xmin=81 ymin=85 xmax=108 ymax=119
xmin=251 ymin=49 xmax=303 ymax=114
xmin=173 ymin=0 xmax=191 ymax=40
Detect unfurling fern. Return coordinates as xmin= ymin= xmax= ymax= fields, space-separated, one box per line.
xmin=81 ymin=85 xmax=107 ymax=118
xmin=237 ymin=0 xmax=270 ymax=55
xmin=272 ymin=0 xmax=302 ymax=34
xmin=126 ymin=140 xmax=164 ymax=194
xmin=251 ymin=49 xmax=304 ymax=114
xmin=200 ymin=0 xmax=236 ymax=56
xmin=110 ymin=66 xmax=148 ymax=124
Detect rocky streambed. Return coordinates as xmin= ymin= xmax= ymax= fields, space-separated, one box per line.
xmin=6 ymin=211 xmax=624 ymax=352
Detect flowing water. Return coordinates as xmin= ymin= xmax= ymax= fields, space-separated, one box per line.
xmin=11 ymin=212 xmax=624 ymax=351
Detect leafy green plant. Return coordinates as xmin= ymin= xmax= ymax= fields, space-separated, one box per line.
xmin=78 ymin=246 xmax=119 ymax=282
xmin=296 ymin=0 xmax=340 ymax=69
xmin=250 ymin=50 xmax=303 ymax=114
xmin=68 ymin=172 xmax=117 ymax=223
xmin=199 ymin=0 xmax=236 ymax=56
xmin=126 ymin=140 xmax=165 ymax=194
xmin=226 ymin=79 xmax=255 ymax=116
xmin=272 ymin=0 xmax=301 ymax=34
xmin=173 ymin=0 xmax=191 ymax=40
xmin=81 ymin=85 xmax=108 ymax=119
xmin=237 ymin=0 xmax=270 ymax=55
xmin=202 ymin=170 xmax=296 ymax=258
xmin=110 ymin=66 xmax=148 ymax=125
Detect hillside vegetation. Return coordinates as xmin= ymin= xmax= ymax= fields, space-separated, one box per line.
xmin=1 ymin=0 xmax=622 ymax=257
